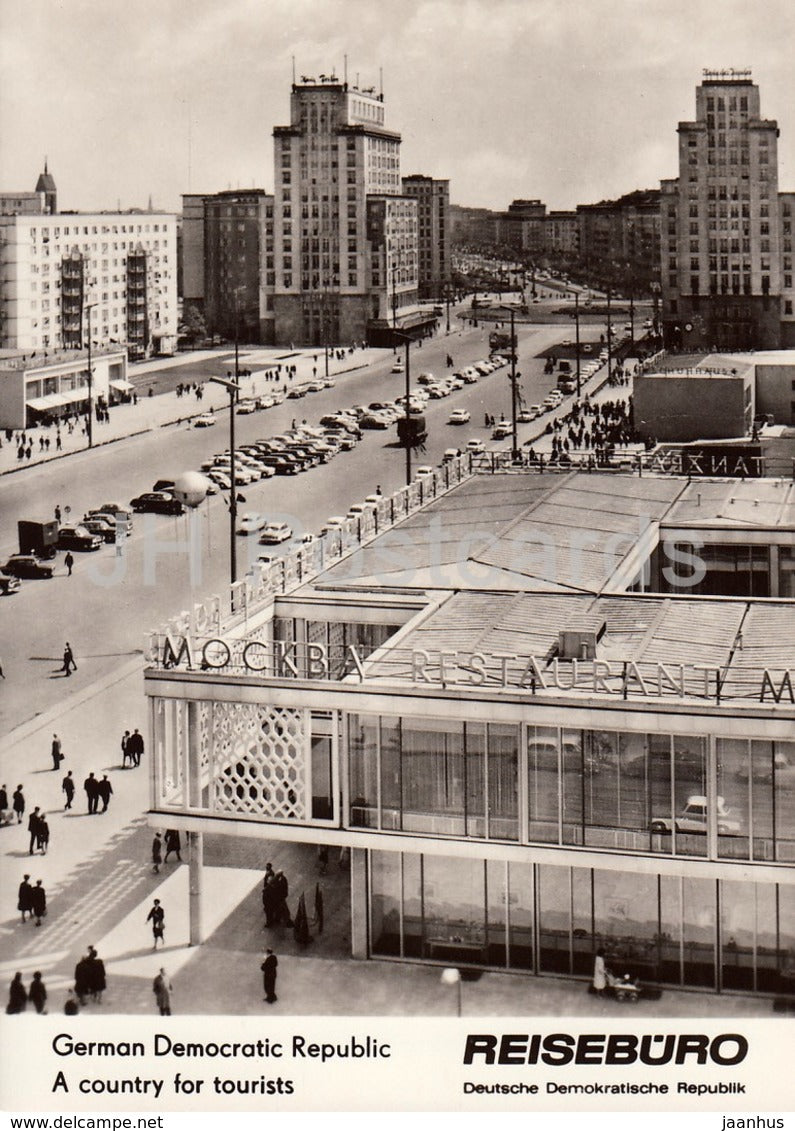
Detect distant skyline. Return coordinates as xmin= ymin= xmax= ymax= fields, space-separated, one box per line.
xmin=1 ymin=0 xmax=793 ymax=215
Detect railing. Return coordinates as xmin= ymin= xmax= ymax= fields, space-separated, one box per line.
xmin=147 ymin=452 xmax=475 ymax=654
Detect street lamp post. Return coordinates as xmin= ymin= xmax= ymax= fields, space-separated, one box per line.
xmin=393 ymin=330 xmax=413 ymax=485
xmin=84 ymin=301 xmax=96 ymax=449
xmin=509 ymin=307 xmax=520 ymax=462
xmin=574 ymin=290 xmax=581 ymax=398
xmin=209 ymin=376 xmax=240 ymax=586
xmin=606 ymin=287 xmax=612 ymax=379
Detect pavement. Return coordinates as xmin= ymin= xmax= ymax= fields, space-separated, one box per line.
xmin=0 ymin=663 xmax=778 ymax=1020
xmin=0 ymin=345 xmax=385 ymax=478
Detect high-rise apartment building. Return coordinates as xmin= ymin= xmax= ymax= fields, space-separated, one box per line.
xmin=661 ymin=69 xmax=789 ymax=350
xmin=270 ymin=75 xmax=419 ymax=346
xmin=0 ymin=210 xmax=178 ymax=358
xmin=181 ymin=190 xmax=273 ymax=343
xmin=402 ymin=175 xmax=450 ymax=300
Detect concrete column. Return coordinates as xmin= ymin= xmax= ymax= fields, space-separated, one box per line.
xmin=769 ymin=545 xmax=779 ymax=598
xmin=188 ymin=831 xmax=203 ymax=947
xmin=187 ymin=701 xmax=203 ymax=945
xmin=350 ymin=847 xmax=369 ymax=959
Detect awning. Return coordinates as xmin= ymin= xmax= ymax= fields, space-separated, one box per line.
xmin=26 ymin=394 xmax=63 ymax=411
xmin=56 ymin=386 xmax=89 ymax=406
xmin=109 ymin=379 xmax=134 ymax=392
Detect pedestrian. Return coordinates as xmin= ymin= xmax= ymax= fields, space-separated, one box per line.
xmin=272 ymin=870 xmax=292 ymax=926
xmin=152 ymin=832 xmax=163 ymax=873
xmin=83 ymin=772 xmax=99 ymax=815
xmin=63 ymin=989 xmax=79 ymax=1015
xmin=30 ymin=879 xmax=46 ymax=927
xmin=153 ymin=968 xmax=172 ymax=1015
xmin=86 ymin=946 xmax=106 ymax=1002
xmin=62 ymin=770 xmax=74 ymax=810
xmin=74 ymin=953 xmax=91 ymax=1006
xmin=261 ymin=949 xmax=278 ymax=1003
xmin=593 ymin=947 xmax=607 ymax=996
xmin=17 ymin=874 xmax=32 ymax=923
xmin=64 ymin=552 xmax=74 ymax=577
xmin=51 ymin=733 xmax=63 ymax=770
xmin=6 ymin=973 xmax=27 ymax=1014
xmin=28 ymin=807 xmax=41 ymax=854
xmin=12 ymin=785 xmax=24 ymax=823
xmin=120 ymin=730 xmax=132 ymax=767
xmin=97 ymin=775 xmax=113 ymax=813
xmin=0 ymin=655 xmax=4 ymax=679
xmin=128 ymin=728 xmax=144 ymax=767
xmin=54 ymin=505 xmax=62 ymax=523
xmin=146 ymin=899 xmax=165 ymax=948
xmin=164 ymin=828 xmax=182 ymax=863
xmin=28 ymin=971 xmax=47 ymax=1014
xmin=0 ymin=784 xmax=7 ymax=817
xmin=37 ymin=813 xmax=50 ymax=854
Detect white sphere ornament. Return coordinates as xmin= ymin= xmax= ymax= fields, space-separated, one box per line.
xmin=173 ymin=471 xmax=211 ymax=508
xmin=440 ymin=967 xmax=461 ymax=986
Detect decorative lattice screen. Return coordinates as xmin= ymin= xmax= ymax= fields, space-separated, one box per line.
xmin=210 ymin=702 xmax=308 ymax=820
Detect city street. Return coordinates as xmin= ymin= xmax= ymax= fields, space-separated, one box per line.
xmin=0 ymin=318 xmax=588 ymax=735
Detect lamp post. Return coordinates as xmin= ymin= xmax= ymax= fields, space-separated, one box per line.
xmin=509 ymin=307 xmax=520 ymax=462
xmin=392 ymin=330 xmax=413 ymax=485
xmin=209 ymin=376 xmax=240 ymax=585
xmin=84 ymin=301 xmax=96 ymax=449
xmin=574 ymin=290 xmax=581 ymax=398
xmin=441 ymin=967 xmax=462 ymax=1017
xmin=606 ymin=286 xmax=612 ymax=379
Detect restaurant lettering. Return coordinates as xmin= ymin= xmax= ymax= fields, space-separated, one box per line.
xmin=159 ymin=636 xmax=793 ymax=703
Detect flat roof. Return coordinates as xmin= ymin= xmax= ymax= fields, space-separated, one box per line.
xmin=663 ymin=477 xmax=795 ymax=529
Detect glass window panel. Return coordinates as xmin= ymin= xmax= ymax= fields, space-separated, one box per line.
xmin=659 ymin=875 xmax=683 ymax=984
xmin=527 ymin=725 xmax=559 ymax=843
xmin=584 ymin=730 xmax=650 ymax=849
xmin=310 ymin=734 xmax=333 ymax=820
xmin=370 ymin=851 xmax=401 ymax=956
xmin=380 ymin=717 xmax=401 ymax=829
xmin=673 ymin=735 xmax=708 ymax=857
xmin=423 ymin=855 xmax=485 ymax=965
xmin=649 ymin=734 xmax=673 ymax=855
xmin=774 ymin=740 xmax=795 ymax=862
xmin=402 ymin=854 xmax=423 ymax=958
xmin=507 ymin=862 xmax=534 ymax=970
xmin=750 ymin=740 xmax=775 ymax=859
xmin=487 ymin=723 xmax=518 ymax=840
xmin=754 ymin=883 xmax=780 ymax=993
xmin=485 ymin=859 xmax=508 ymax=967
xmin=538 ymin=863 xmax=571 ymax=973
xmin=400 ymin=718 xmax=465 ymax=835
xmin=349 ymin=713 xmax=378 ymax=828
xmin=683 ymin=877 xmax=716 ymax=987
xmin=572 ymin=867 xmax=592 ymax=974
xmin=717 ymin=739 xmax=750 ymax=859
xmin=720 ymin=879 xmax=755 ymax=990
xmin=561 ymin=727 xmax=584 ymax=845
xmin=595 ymin=869 xmax=660 ymax=983
xmin=464 ymin=722 xmax=486 ymax=838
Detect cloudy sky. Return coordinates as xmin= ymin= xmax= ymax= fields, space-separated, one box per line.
xmin=1 ymin=0 xmax=793 ymax=214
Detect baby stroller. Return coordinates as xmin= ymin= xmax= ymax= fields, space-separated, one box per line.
xmin=606 ymin=970 xmax=641 ymax=1002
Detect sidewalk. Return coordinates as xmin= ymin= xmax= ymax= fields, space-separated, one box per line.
xmin=0 ymin=664 xmax=776 ymax=1020
xmin=0 ymin=345 xmax=387 ymax=478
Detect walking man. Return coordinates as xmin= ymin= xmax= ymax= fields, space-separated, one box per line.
xmin=128 ymin=728 xmax=144 ymax=767
xmin=151 ymin=832 xmax=163 ymax=873
xmin=12 ymin=785 xmax=25 ymax=823
xmin=146 ymin=899 xmax=165 ymax=948
xmin=64 ymin=553 xmax=74 ymax=577
xmin=17 ymin=875 xmax=32 ymax=923
xmin=97 ymin=775 xmax=113 ymax=813
xmin=62 ymin=771 xmax=75 ymax=810
xmin=36 ymin=813 xmax=50 ymax=854
xmin=28 ymin=971 xmax=47 ymax=1014
xmin=121 ymin=730 xmax=131 ymax=768
xmin=28 ymin=807 xmax=41 ymax=854
xmin=51 ymin=734 xmax=63 ymax=771
xmin=83 ymin=772 xmax=99 ymax=815
xmin=163 ymin=829 xmax=182 ymax=864
xmin=261 ymin=949 xmax=278 ymax=1003
xmin=153 ymin=968 xmax=172 ymax=1015
xmin=30 ymin=879 xmax=46 ymax=927
xmin=62 ymin=643 xmax=77 ymax=677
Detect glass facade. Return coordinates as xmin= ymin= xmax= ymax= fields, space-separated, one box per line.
xmin=349 ymin=715 xmax=795 ymax=862
xmin=369 ymin=850 xmax=795 ymax=994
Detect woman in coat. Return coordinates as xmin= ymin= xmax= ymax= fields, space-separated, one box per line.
xmin=7 ymin=973 xmax=27 ymax=1013
xmin=30 ymin=879 xmax=46 ymax=927
xmin=28 ymin=972 xmax=47 ymax=1014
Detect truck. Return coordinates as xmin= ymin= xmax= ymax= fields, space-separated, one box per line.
xmin=488 ymin=330 xmax=517 ymax=352
xmin=18 ymin=519 xmax=59 ymax=560
xmin=397 ymin=414 xmax=427 ymax=449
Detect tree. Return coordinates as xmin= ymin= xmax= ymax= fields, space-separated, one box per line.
xmin=179 ymin=303 xmax=206 ymax=345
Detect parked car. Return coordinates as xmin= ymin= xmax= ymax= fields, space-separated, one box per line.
xmin=517 ymin=408 xmax=537 ymax=423
xmin=391 ymin=360 xmax=404 ymax=373
xmin=650 ymin=796 xmax=741 ymax=836
xmin=81 ymin=517 xmax=117 ymax=543
xmin=360 ymin=413 xmax=390 ymax=429
xmin=0 ymin=574 xmax=22 ymax=595
xmin=259 ymin=522 xmax=293 ymax=544
xmin=415 ymin=465 xmax=434 ymax=479
xmin=236 ymin=399 xmax=257 ymax=415
xmin=2 ymin=554 xmax=54 ymax=579
xmin=92 ymin=503 xmax=134 ymax=525
xmin=194 ymin=413 xmax=216 ymax=428
xmin=130 ymin=492 xmax=185 ymax=515
xmin=321 ymin=516 xmax=348 ymax=536
xmin=57 ymin=524 xmax=102 ymax=552
xmin=492 ymin=421 xmax=512 ymax=440
xmin=449 ymin=408 xmax=471 ymax=425
xmin=236 ymin=513 xmax=267 ymax=535
xmin=466 ymin=438 xmax=486 ymax=453
xmin=443 ymin=448 xmax=461 ymax=463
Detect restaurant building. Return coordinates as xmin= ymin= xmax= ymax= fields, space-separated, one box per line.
xmin=144 ymin=465 xmax=795 ymax=998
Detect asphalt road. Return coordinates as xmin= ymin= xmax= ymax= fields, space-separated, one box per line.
xmin=0 ymin=319 xmax=590 ymax=734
